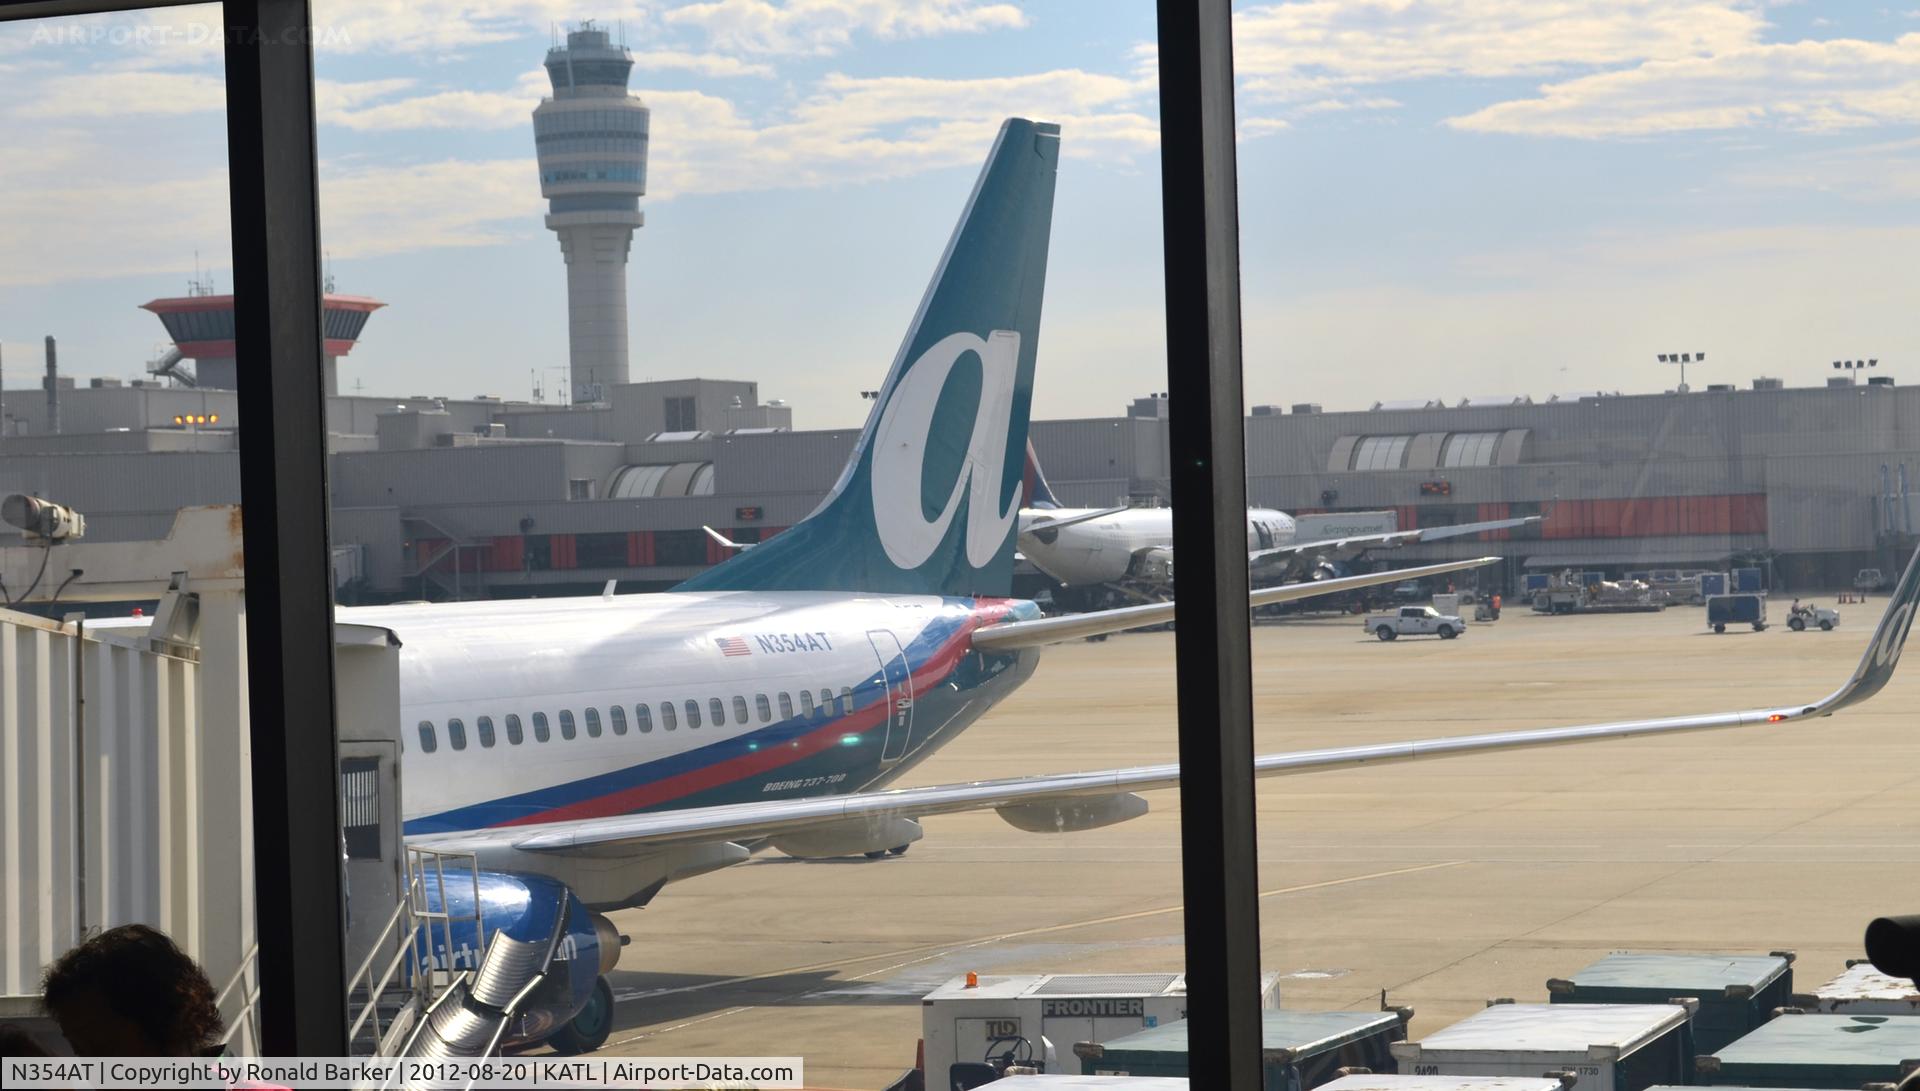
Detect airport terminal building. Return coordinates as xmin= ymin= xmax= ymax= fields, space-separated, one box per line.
xmin=4 ymin=371 xmax=1918 ymax=599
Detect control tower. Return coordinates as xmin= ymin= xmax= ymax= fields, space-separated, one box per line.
xmin=534 ymin=20 xmax=649 ymax=404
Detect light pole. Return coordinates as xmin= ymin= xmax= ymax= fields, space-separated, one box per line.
xmin=1657 ymin=350 xmax=1706 ymax=391
xmin=1833 ymin=358 xmax=1879 ymax=385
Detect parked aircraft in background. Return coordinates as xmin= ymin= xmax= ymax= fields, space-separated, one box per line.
xmin=1017 ymin=450 xmax=1541 ymax=608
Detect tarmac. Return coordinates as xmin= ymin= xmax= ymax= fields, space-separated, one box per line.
xmin=597 ymin=598 xmax=1920 ymax=1088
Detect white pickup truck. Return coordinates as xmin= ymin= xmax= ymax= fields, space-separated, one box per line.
xmin=1364 ymin=605 xmax=1465 ymax=641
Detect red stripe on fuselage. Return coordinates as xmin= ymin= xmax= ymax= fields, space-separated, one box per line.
xmin=494 ymin=602 xmax=1014 ymax=826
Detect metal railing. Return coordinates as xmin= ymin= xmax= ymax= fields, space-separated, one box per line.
xmin=215 ymin=942 xmax=262 ymax=1055
xmin=344 ymin=845 xmax=490 ymax=1056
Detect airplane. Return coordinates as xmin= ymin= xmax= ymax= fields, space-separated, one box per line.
xmin=335 ymin=119 xmax=1920 ymax=1059
xmin=1016 ymin=449 xmax=1545 ymax=608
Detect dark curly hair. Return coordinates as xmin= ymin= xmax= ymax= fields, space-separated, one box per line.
xmin=42 ymin=924 xmax=223 ymax=1055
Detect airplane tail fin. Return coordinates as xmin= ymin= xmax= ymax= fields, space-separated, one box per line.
xmin=1023 ymin=441 xmax=1061 ymax=510
xmin=678 ymin=118 xmax=1060 ymax=598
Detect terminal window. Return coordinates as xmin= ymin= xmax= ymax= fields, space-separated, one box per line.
xmin=664 ymin=396 xmax=697 ymax=431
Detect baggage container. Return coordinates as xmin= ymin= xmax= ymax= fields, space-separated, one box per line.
xmin=1390 ymin=1002 xmax=1695 ymax=1091
xmin=920 ymin=971 xmax=1278 ymax=1085
xmin=1706 ymin=594 xmax=1768 ymax=633
xmin=1547 ymin=952 xmax=1794 ymax=1053
xmin=1525 ymin=574 xmax=1552 ymax=593
xmin=1794 ymin=961 xmax=1920 ymax=1016
xmin=1077 ymin=1009 xmax=1409 ymax=1089
xmin=1698 ymin=573 xmax=1728 ymax=598
xmin=1320 ymin=1078 xmax=1572 ymax=1091
xmin=1697 ymin=1012 xmax=1920 ymax=1087
xmin=1733 ymin=567 xmax=1764 ymax=593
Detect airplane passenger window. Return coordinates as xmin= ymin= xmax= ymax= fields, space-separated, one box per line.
xmin=417 ymin=722 xmax=437 ymax=754
xmin=818 ymin=689 xmax=833 ymax=715
xmin=476 ymin=716 xmax=496 ymax=748
xmin=585 ymin=707 xmax=603 ymax=737
xmin=778 ymin=693 xmax=794 ymax=719
xmin=732 ymin=696 xmax=749 ymax=724
xmin=684 ymin=700 xmax=701 ymax=728
xmin=559 ymin=710 xmax=577 ymax=740
xmin=661 ymin=702 xmax=677 ymax=731
xmin=840 ymin=687 xmax=853 ymax=715
xmin=609 ymin=705 xmax=627 ymax=736
xmin=800 ymin=691 xmax=815 ymax=716
xmin=505 ymin=714 xmax=524 ymax=746
xmin=755 ymin=694 xmax=772 ymax=722
xmin=710 ymin=697 xmax=726 ymax=725
xmin=636 ymin=704 xmax=653 ymax=733
xmin=532 ymin=712 xmax=551 ymax=743
xmin=447 ymin=718 xmax=467 ymax=751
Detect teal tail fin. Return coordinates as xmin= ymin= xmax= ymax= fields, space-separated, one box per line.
xmin=678 ymin=118 xmax=1060 ymax=597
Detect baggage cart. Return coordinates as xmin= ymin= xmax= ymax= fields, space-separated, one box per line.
xmin=1390 ymin=1002 xmax=1696 ymax=1091
xmin=1077 ymin=1009 xmax=1409 ymax=1089
xmin=1706 ymin=594 xmax=1768 ymax=633
xmin=1697 ymin=1012 xmax=1920 ymax=1087
xmin=1547 ymin=952 xmax=1793 ymax=1053
xmin=1793 ymin=961 xmax=1920 ymax=1016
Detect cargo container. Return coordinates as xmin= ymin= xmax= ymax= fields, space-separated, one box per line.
xmin=1706 ymin=594 xmax=1768 ymax=633
xmin=1733 ymin=567 xmax=1764 ymax=593
xmin=919 ymin=971 xmax=1279 ymax=1086
xmin=1794 ymin=962 xmax=1920 ymax=1016
xmin=1390 ymin=1003 xmax=1695 ymax=1091
xmin=1546 ymin=952 xmax=1793 ymax=1053
xmin=1076 ymin=1009 xmax=1410 ymax=1088
xmin=1320 ymin=1078 xmax=1572 ymax=1091
xmin=1696 ymin=1012 xmax=1920 ymax=1087
xmin=1525 ymin=574 xmax=1552 ymax=593
xmin=1699 ymin=573 xmax=1728 ymax=598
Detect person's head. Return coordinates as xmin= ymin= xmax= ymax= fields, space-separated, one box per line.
xmin=41 ymin=925 xmax=222 ymax=1056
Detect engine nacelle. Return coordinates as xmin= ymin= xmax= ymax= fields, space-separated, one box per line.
xmin=997 ymin=792 xmax=1149 ymax=833
xmin=1129 ymin=547 xmax=1175 ymax=583
xmin=770 ymin=816 xmax=924 ymax=859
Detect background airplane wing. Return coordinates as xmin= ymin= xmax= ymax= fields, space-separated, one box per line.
xmin=1248 ymin=515 xmax=1542 ymax=565
xmin=413 ymin=543 xmax=1920 ymax=861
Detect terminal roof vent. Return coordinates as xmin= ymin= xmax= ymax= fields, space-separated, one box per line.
xmin=1753 ymin=377 xmax=1784 ymax=390
xmin=1706 ymin=383 xmax=1737 ymax=392
xmin=1548 ymin=391 xmax=1612 ymax=402
xmin=1370 ymin=398 xmax=1443 ymax=411
xmin=1827 ymin=377 xmax=1854 ymax=388
xmin=724 ymin=427 xmax=788 ymax=435
xmin=645 ymin=430 xmax=712 ymax=442
xmin=1868 ymin=375 xmax=1894 ymax=387
xmin=1458 ymin=394 xmax=1531 ymax=407
xmin=608 ymin=461 xmax=715 ymax=498
xmin=1031 ymin=973 xmax=1182 ymax=996
xmin=1251 ymin=405 xmax=1281 ymax=416
xmin=1290 ymin=403 xmax=1322 ymax=414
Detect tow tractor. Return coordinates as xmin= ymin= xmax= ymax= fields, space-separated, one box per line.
xmin=1786 ymin=602 xmax=1840 ymax=632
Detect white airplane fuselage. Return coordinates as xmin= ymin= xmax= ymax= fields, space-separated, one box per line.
xmin=1020 ymin=506 xmax=1296 ymax=587
xmin=346 ymin=591 xmax=1041 ymax=837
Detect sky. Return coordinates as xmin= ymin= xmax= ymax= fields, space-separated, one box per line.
xmin=2 ymin=0 xmax=1917 ymax=429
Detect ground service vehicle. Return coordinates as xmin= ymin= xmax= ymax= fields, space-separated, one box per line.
xmin=1786 ymin=603 xmax=1840 ymax=631
xmin=1365 ymin=606 xmax=1466 ymax=641
xmin=1856 ymin=568 xmax=1889 ymax=591
xmin=1706 ymin=594 xmax=1768 ymax=633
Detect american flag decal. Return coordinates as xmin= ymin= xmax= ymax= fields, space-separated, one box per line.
xmin=716 ymin=636 xmax=752 ymax=657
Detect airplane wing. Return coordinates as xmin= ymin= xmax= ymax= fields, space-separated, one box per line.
xmin=413 ymin=543 xmax=1920 ymax=861
xmin=1020 ymin=506 xmax=1129 ymax=537
xmin=1247 ymin=515 xmax=1542 ymax=566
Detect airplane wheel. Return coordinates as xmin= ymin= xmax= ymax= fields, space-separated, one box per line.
xmin=888 ymin=844 xmax=910 ymax=856
xmin=548 ymin=976 xmax=614 ymax=1055
xmin=1375 ymin=626 xmax=1396 ymax=641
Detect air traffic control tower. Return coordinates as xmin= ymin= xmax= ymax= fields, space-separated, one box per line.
xmin=534 ymin=21 xmax=649 ymax=404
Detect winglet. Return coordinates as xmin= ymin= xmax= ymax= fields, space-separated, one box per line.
xmin=1817 ymin=540 xmax=1920 ymax=716
xmin=702 ymin=525 xmax=750 ymax=551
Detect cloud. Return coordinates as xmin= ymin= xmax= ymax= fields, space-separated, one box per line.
xmin=662 ymin=0 xmax=1027 ymax=56
xmin=1233 ymin=0 xmax=1764 ymax=102
xmin=318 ymin=158 xmax=537 ymax=256
xmin=629 ymin=49 xmax=776 ymax=77
xmin=10 ymin=69 xmax=225 ymax=117
xmin=1448 ymin=32 xmax=1920 ymax=137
